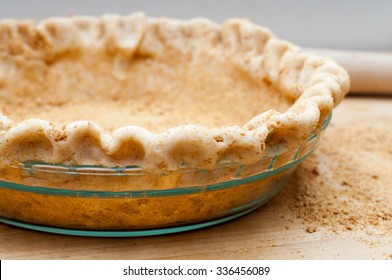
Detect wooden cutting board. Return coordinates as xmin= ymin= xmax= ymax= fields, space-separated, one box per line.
xmin=0 ymin=96 xmax=391 ymax=260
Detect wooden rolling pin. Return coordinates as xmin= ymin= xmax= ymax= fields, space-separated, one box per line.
xmin=307 ymin=48 xmax=392 ymax=94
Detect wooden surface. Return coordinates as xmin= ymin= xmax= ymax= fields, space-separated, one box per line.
xmin=1 ymin=97 xmax=391 ymax=260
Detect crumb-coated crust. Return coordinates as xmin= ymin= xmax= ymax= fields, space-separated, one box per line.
xmin=0 ymin=13 xmax=349 ymax=171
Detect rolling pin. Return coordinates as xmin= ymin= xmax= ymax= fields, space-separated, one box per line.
xmin=307 ymin=48 xmax=392 ymax=94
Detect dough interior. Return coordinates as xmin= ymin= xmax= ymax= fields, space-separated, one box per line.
xmin=0 ymin=50 xmax=291 ymax=133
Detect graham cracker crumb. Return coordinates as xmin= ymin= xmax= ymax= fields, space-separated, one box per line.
xmin=214 ymin=136 xmax=224 ymax=143
xmin=311 ymin=167 xmax=319 ymax=176
xmin=271 ymin=122 xmax=392 ymax=236
xmin=305 ymin=226 xmax=317 ymax=233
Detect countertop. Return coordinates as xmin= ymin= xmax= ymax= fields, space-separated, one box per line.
xmin=1 ymin=96 xmax=391 ymax=260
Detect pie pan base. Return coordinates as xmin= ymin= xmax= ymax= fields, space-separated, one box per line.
xmin=0 ymin=115 xmax=330 ymax=236
xmin=0 ymin=200 xmax=265 ymax=237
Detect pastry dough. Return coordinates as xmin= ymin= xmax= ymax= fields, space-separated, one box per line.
xmin=0 ymin=13 xmax=349 ymax=171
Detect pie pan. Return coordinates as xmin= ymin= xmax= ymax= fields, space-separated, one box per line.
xmin=0 ymin=13 xmax=348 ymax=236
xmin=0 ymin=114 xmax=330 ymax=236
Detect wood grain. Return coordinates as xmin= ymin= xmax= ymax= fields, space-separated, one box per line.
xmin=0 ymin=97 xmax=391 ymax=260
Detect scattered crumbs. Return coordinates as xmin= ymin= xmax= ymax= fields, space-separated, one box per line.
xmin=305 ymin=226 xmax=317 ymax=233
xmin=270 ymin=123 xmax=392 ymax=238
xmin=213 ymin=136 xmax=224 ymax=143
xmin=345 ymin=225 xmax=353 ymax=231
xmin=311 ymin=167 xmax=319 ymax=176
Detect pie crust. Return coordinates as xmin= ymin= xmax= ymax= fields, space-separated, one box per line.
xmin=0 ymin=13 xmax=349 ymax=171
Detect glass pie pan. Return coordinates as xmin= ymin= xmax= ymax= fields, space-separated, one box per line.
xmin=0 ymin=115 xmax=331 ymax=237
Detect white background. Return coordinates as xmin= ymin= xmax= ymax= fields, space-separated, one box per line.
xmin=3 ymin=260 xmax=392 ymax=280
xmin=0 ymin=0 xmax=391 ymax=51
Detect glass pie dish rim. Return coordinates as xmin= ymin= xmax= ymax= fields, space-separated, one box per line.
xmin=0 ymin=114 xmax=331 ymax=198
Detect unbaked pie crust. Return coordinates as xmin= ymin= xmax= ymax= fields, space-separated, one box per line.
xmin=0 ymin=13 xmax=349 ymax=171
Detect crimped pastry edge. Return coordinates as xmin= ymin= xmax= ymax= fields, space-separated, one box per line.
xmin=0 ymin=13 xmax=350 ymax=171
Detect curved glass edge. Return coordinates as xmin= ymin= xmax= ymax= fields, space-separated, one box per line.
xmin=0 ymin=144 xmax=314 ymax=198
xmin=0 ymin=186 xmax=282 ymax=237
xmin=0 ymin=204 xmax=262 ymax=237
xmin=0 ymin=113 xmax=331 ymax=198
xmin=18 ymin=113 xmax=332 ymax=175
